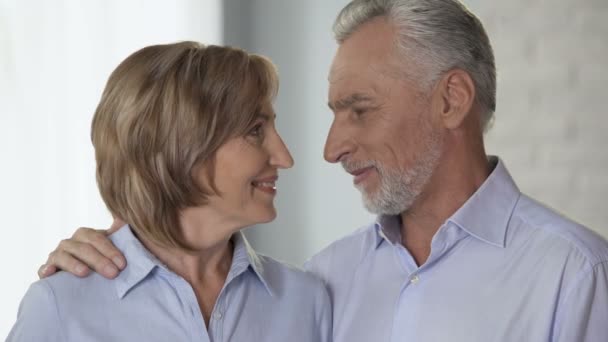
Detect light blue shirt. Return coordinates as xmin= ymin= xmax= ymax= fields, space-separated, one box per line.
xmin=306 ymin=157 xmax=608 ymax=342
xmin=8 ymin=226 xmax=332 ymax=342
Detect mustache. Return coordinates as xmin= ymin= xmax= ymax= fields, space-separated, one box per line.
xmin=341 ymin=159 xmax=378 ymax=174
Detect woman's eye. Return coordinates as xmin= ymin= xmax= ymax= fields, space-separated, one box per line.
xmin=248 ymin=123 xmax=264 ymax=138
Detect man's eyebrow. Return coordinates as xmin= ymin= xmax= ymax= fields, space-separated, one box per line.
xmin=328 ymin=93 xmax=375 ymax=111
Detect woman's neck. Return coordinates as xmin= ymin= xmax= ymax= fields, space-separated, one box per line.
xmin=134 ymin=205 xmax=243 ymax=327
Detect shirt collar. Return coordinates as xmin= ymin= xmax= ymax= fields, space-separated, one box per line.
xmin=111 ymin=225 xmax=162 ymax=299
xmin=228 ymin=231 xmax=275 ymax=296
xmin=112 ymin=226 xmax=274 ymax=299
xmin=447 ymin=156 xmax=521 ymax=248
xmin=374 ymin=214 xmax=402 ymax=248
xmin=372 ymin=156 xmax=520 ymax=249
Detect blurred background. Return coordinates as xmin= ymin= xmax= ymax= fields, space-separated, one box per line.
xmin=1 ymin=0 xmax=606 ymax=336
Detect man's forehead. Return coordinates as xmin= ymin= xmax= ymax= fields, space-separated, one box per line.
xmin=328 ymin=62 xmax=351 ymax=84
xmin=329 ymin=43 xmax=403 ymax=84
xmin=328 ymin=62 xmax=401 ymax=106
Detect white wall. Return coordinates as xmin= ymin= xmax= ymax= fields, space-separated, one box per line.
xmin=0 ymin=0 xmax=222 ymax=336
xmin=225 ymin=0 xmax=371 ymax=266
xmin=466 ymin=0 xmax=608 ymax=233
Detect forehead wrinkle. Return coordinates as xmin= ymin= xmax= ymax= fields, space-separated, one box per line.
xmin=328 ymin=59 xmax=401 ymax=112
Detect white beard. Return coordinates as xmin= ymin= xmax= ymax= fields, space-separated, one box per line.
xmin=343 ymin=132 xmax=442 ymax=215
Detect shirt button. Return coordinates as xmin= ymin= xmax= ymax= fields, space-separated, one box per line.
xmin=213 ymin=311 xmax=223 ymax=320
xmin=410 ymin=274 xmax=420 ymax=284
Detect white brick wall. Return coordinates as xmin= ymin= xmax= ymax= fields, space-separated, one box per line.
xmin=466 ymin=0 xmax=608 ymax=236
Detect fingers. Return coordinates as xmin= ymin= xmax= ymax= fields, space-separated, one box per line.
xmin=38 ymin=264 xmax=58 ymax=279
xmin=44 ymin=246 xmax=93 ymax=278
xmin=52 ymin=239 xmax=121 ymax=278
xmin=73 ymin=227 xmax=127 ymax=272
xmin=38 ymin=225 xmax=127 ymax=280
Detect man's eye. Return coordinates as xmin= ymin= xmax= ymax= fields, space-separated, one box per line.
xmin=353 ymin=108 xmax=368 ymax=116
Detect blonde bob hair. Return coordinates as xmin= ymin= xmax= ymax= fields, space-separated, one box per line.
xmin=91 ymin=41 xmax=279 ymax=250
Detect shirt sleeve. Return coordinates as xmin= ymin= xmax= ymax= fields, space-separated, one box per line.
xmin=315 ymin=279 xmax=333 ymax=342
xmin=552 ymin=261 xmax=608 ymax=341
xmin=6 ymin=281 xmax=65 ymax=342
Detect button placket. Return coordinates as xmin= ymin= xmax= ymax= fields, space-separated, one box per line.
xmin=169 ymin=276 xmax=208 ymax=341
xmin=210 ymin=293 xmax=226 ymax=342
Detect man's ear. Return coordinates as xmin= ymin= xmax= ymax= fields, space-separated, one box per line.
xmin=433 ymin=69 xmax=476 ymax=129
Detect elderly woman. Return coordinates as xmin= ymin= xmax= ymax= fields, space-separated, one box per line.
xmin=8 ymin=42 xmax=331 ymax=341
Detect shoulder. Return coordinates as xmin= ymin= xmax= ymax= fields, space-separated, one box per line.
xmin=7 ymin=280 xmax=61 ymax=341
xmin=304 ymin=222 xmax=377 ymax=280
xmin=256 ymin=253 xmax=328 ymax=298
xmin=254 ymin=253 xmax=332 ymax=324
xmin=512 ymin=194 xmax=608 ymax=267
xmin=42 ymin=265 xmax=118 ymax=302
xmin=253 ymin=254 xmax=332 ymax=340
xmin=6 ymin=273 xmax=111 ymax=342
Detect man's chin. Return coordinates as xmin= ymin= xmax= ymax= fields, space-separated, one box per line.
xmin=361 ymin=194 xmax=389 ymax=215
xmin=361 ymin=192 xmax=412 ymax=216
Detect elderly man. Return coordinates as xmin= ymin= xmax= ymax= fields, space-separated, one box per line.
xmin=38 ymin=0 xmax=608 ymax=341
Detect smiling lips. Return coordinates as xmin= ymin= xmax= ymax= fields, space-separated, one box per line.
xmin=252 ymin=176 xmax=278 ymax=195
xmin=350 ymin=167 xmax=374 ymax=185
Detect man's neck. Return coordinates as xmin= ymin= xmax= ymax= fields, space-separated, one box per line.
xmin=400 ymin=137 xmax=491 ymax=266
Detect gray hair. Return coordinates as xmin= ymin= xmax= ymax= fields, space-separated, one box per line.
xmin=334 ymin=0 xmax=496 ymax=131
